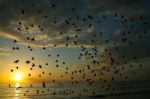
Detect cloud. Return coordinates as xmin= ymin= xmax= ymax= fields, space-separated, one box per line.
xmin=0 ymin=47 xmax=11 ymax=56
xmin=0 ymin=0 xmax=150 ymax=73
xmin=0 ymin=47 xmax=10 ymax=52
xmin=0 ymin=0 xmax=149 ymax=45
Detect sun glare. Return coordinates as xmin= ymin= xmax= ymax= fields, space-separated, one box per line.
xmin=14 ymin=72 xmax=23 ymax=81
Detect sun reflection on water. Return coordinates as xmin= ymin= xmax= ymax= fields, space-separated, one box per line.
xmin=15 ymin=83 xmax=20 ymax=97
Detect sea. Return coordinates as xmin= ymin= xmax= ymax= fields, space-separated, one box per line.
xmin=0 ymin=81 xmax=150 ymax=99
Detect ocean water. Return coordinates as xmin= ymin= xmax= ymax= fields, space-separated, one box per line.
xmin=0 ymin=81 xmax=150 ymax=99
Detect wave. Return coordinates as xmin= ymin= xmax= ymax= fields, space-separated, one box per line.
xmin=0 ymin=88 xmax=150 ymax=99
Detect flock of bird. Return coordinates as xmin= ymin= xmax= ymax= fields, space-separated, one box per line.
xmin=8 ymin=1 xmax=148 ymax=97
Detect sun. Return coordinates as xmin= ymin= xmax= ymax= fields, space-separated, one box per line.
xmin=15 ymin=75 xmax=22 ymax=81
xmin=14 ymin=72 xmax=23 ymax=81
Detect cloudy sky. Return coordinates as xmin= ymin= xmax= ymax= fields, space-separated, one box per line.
xmin=0 ymin=0 xmax=150 ymax=83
